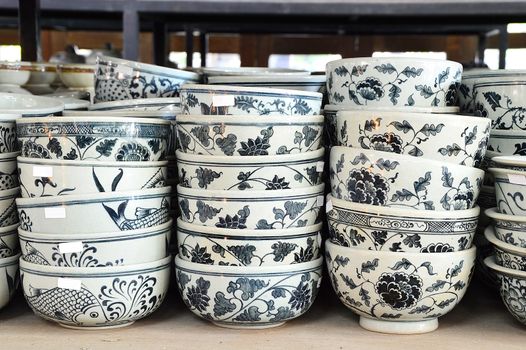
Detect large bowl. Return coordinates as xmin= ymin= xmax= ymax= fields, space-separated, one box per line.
xmin=486 ymin=207 xmax=526 ymax=248
xmin=180 ymin=84 xmax=322 ymax=116
xmin=0 ymin=187 xmax=20 ymax=227
xmin=0 ymin=93 xmax=64 ymax=117
xmin=176 ymin=148 xmax=324 ymax=191
xmin=175 ymin=255 xmax=322 ymax=329
xmin=0 ymin=253 xmax=20 ymax=310
xmin=17 ymin=116 xmax=170 ymax=161
xmin=20 ymin=256 xmax=171 ymax=329
xmin=326 ymin=241 xmax=475 ymax=334
xmin=176 ymin=114 xmax=324 ymax=156
xmin=326 ymin=57 xmax=462 ymax=108
xmin=88 ymin=98 xmax=181 ymax=112
xmin=94 ymin=56 xmax=199 ymax=103
xmin=336 ymin=110 xmax=490 ymax=167
xmin=16 ymin=186 xmax=171 ymax=234
xmin=0 ymin=61 xmax=31 ymax=86
xmin=490 ymin=167 xmax=526 ymax=215
xmin=208 ymin=75 xmax=326 ymax=93
xmin=177 ymin=184 xmax=324 ymax=229
xmin=326 ymin=194 xmax=478 ymax=252
xmin=0 ymin=151 xmax=19 ymax=190
xmin=485 ymin=226 xmax=526 ymax=271
xmin=18 ymin=157 xmax=167 ymax=197
xmin=56 ymin=63 xmax=94 ymax=89
xmin=0 ymin=223 xmax=20 ymax=258
xmin=177 ymin=219 xmax=321 ymax=266
xmin=329 ymin=146 xmax=484 ymax=211
xmin=25 ymin=62 xmax=57 ymax=86
xmin=487 ymin=129 xmax=526 ymax=155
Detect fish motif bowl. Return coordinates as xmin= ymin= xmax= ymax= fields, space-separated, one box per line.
xmin=0 ymin=253 xmax=20 ymax=310
xmin=326 ymin=241 xmax=476 ymax=334
xmin=0 ymin=93 xmax=64 ymax=117
xmin=207 ymin=74 xmax=326 ymax=94
xmin=16 ymin=186 xmax=171 ymax=234
xmin=88 ymin=97 xmax=181 ymax=112
xmin=20 ymin=256 xmax=171 ymax=329
xmin=485 ymin=226 xmax=526 ymax=271
xmin=0 ymin=223 xmax=20 ymax=258
xmin=486 ymin=207 xmax=526 ymax=248
xmin=0 ymin=187 xmax=20 ymax=228
xmin=174 ymin=254 xmax=323 ymax=329
xmin=0 ymin=61 xmax=31 ymax=86
xmin=56 ymin=63 xmax=95 ymax=89
xmin=490 ymin=167 xmax=526 ymax=215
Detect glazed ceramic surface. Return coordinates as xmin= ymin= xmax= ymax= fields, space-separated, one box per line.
xmin=0 ymin=254 xmax=20 ymax=310
xmin=329 ymin=146 xmax=484 ymax=211
xmin=175 ymin=255 xmax=323 ymax=329
xmin=20 ymin=256 xmax=171 ymax=328
xmin=89 ymin=98 xmax=181 ymax=112
xmin=180 ymin=84 xmax=322 ymax=116
xmin=0 ymin=61 xmax=31 ymax=86
xmin=0 ymin=223 xmax=20 ymax=258
xmin=56 ymin=64 xmax=94 ymax=88
xmin=326 ymin=195 xmax=478 ymax=252
xmin=485 ymin=226 xmax=526 ymax=271
xmin=326 ymin=241 xmax=475 ymax=334
xmin=487 ymin=129 xmax=526 ymax=155
xmin=177 ymin=184 xmax=324 ymax=229
xmin=477 ymin=185 xmax=496 ymax=211
xmin=0 ymin=187 xmax=20 ymax=227
xmin=492 ymin=155 xmax=526 ymax=171
xmin=207 ymin=75 xmax=326 ymax=93
xmin=176 ymin=115 xmax=324 ymax=156
xmin=486 ymin=207 xmax=526 ymax=248
xmin=0 ymin=93 xmax=64 ymax=116
xmin=200 ymin=67 xmax=309 ymax=77
xmin=490 ymin=167 xmax=526 ymax=215
xmin=16 ymin=186 xmax=171 ymax=234
xmin=0 ymin=152 xmax=19 ymax=190
xmin=25 ymin=63 xmax=57 ymax=86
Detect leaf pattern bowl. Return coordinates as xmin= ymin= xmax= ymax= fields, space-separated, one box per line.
xmin=16 ymin=116 xmax=170 ymax=162
xmin=0 ymin=223 xmax=20 ymax=258
xmin=326 ymin=240 xmax=476 ymax=334
xmin=329 ymin=146 xmax=484 ymax=211
xmin=88 ymin=97 xmax=181 ymax=112
xmin=176 ymin=148 xmax=324 ymax=191
xmin=485 ymin=226 xmax=526 ymax=271
xmin=207 ymin=74 xmax=326 ymax=94
xmin=336 ymin=110 xmax=490 ymax=167
xmin=16 ymin=186 xmax=171 ymax=234
xmin=326 ymin=57 xmax=462 ymax=108
xmin=177 ymin=219 xmax=322 ymax=266
xmin=486 ymin=207 xmax=526 ymax=249
xmin=0 ymin=93 xmax=64 ymax=117
xmin=0 ymin=187 xmax=20 ymax=228
xmin=180 ymin=84 xmax=322 ymax=116
xmin=326 ymin=194 xmax=478 ymax=252
xmin=94 ymin=56 xmax=200 ymax=103
xmin=0 ymin=253 xmax=20 ymax=310
xmin=18 ymin=157 xmax=167 ymax=198
xmin=177 ymin=184 xmax=324 ymax=229
xmin=175 ymin=254 xmax=323 ymax=329
xmin=20 ymin=255 xmax=171 ymax=329
xmin=176 ymin=114 xmax=324 ymax=156
xmin=487 ymin=129 xmax=526 ymax=155
xmin=490 ymin=167 xmax=526 ymax=215
xmin=0 ymin=151 xmax=19 ymax=190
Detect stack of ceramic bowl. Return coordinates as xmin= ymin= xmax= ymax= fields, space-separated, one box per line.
xmin=14 ymin=115 xmax=173 ymax=329
xmin=173 ymin=83 xmax=325 ymax=329
xmin=323 ymin=57 xmax=488 ymax=334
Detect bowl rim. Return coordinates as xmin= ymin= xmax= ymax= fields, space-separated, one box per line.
xmin=0 ymin=93 xmax=64 ymax=115
xmin=488 ymin=129 xmax=526 ymax=137
xmin=89 ymin=97 xmax=181 ymax=111
xmin=489 ymin=166 xmax=526 ymax=177
xmin=18 ymin=115 xmax=171 ymax=125
xmin=0 ymin=222 xmax=19 ymax=235
xmin=0 ymin=253 xmax=20 ymax=267
xmin=56 ymin=63 xmax=95 ymax=72
xmin=200 ymin=66 xmax=309 ymax=76
xmin=0 ymin=151 xmax=20 ymax=160
xmin=176 ymin=183 xmax=324 ymax=199
xmin=0 ymin=113 xmax=21 ymax=121
xmin=63 ymin=110 xmax=177 ymax=119
xmin=181 ymin=83 xmax=323 ymax=99
xmin=207 ymin=74 xmax=326 ymax=83
xmin=17 ymin=156 xmax=168 ymax=168
xmin=485 ymin=207 xmax=526 ymax=223
xmin=484 ymin=225 xmax=526 ymax=255
xmin=323 ymin=104 xmax=460 ymax=114
xmin=474 ymin=76 xmax=526 ymax=87
xmin=0 ymin=187 xmax=20 ymax=199
xmin=176 ymin=114 xmax=324 ymax=124
xmin=484 ymin=255 xmax=526 ymax=278
xmin=326 ymin=56 xmax=463 ymax=67
xmin=491 ymin=156 xmax=526 ymax=168
xmin=462 ymin=69 xmax=526 ymax=80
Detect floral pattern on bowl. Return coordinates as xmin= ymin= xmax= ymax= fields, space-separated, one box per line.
xmin=491 ymin=168 xmax=526 ymax=215
xmin=485 ymin=226 xmax=526 ymax=272
xmin=0 ymin=152 xmax=19 ymax=191
xmin=0 ymin=117 xmax=20 ymax=153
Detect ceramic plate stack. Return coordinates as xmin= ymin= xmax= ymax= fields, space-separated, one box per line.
xmin=323 ymin=56 xmax=487 ymax=334
xmin=174 ymin=83 xmax=325 ymax=329
xmin=14 ymin=115 xmax=173 ymax=329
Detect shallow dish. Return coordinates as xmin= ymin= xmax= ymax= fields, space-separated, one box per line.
xmin=485 ymin=226 xmax=526 ymax=271
xmin=490 ymin=167 xmax=526 ymax=215
xmin=0 ymin=254 xmax=20 ymax=310
xmin=0 ymin=187 xmax=20 ymax=227
xmin=0 ymin=61 xmax=31 ymax=86
xmin=56 ymin=63 xmax=94 ymax=89
xmin=487 ymin=129 xmax=526 ymax=155
xmin=0 ymin=93 xmax=64 ymax=116
xmin=0 ymin=223 xmax=20 ymax=258
xmin=88 ymin=98 xmax=181 ymax=112
xmin=208 ymin=75 xmax=326 ymax=93
xmin=0 ymin=151 xmax=19 ymax=190
xmin=486 ymin=207 xmax=526 ymax=248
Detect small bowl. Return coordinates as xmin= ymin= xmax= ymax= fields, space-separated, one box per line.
xmin=57 ymin=63 xmax=95 ymax=89
xmin=0 ymin=61 xmax=31 ymax=86
xmin=485 ymin=226 xmax=526 ymax=271
xmin=88 ymin=98 xmax=181 ymax=112
xmin=20 ymin=256 xmax=171 ymax=329
xmin=486 ymin=207 xmax=526 ymax=248
xmin=0 ymin=223 xmax=20 ymax=258
xmin=0 ymin=93 xmax=64 ymax=117
xmin=207 ymin=75 xmax=326 ymax=93
xmin=18 ymin=157 xmax=167 ymax=197
xmin=0 ymin=253 xmax=20 ymax=310
xmin=177 ymin=184 xmax=324 ymax=229
xmin=17 ymin=116 xmax=170 ymax=161
xmin=177 ymin=148 xmax=324 ymax=191
xmin=490 ymin=167 xmax=526 ymax=215
xmin=0 ymin=151 xmax=19 ymax=190
xmin=487 ymin=129 xmax=526 ymax=155
xmin=25 ymin=62 xmax=57 ymax=86
xmin=175 ymin=254 xmax=323 ymax=329
xmin=330 ymin=146 xmax=484 ymax=211
xmin=176 ymin=114 xmax=324 ymax=156
xmin=326 ymin=194 xmax=478 ymax=252
xmin=0 ymin=187 xmax=20 ymax=227
xmin=16 ymin=186 xmax=171 ymax=234
xmin=177 ymin=218 xmax=321 ymax=266
xmin=336 ymin=110 xmax=490 ymax=167
xmin=326 ymin=241 xmax=476 ymax=334
xmin=180 ymin=84 xmax=322 ymax=116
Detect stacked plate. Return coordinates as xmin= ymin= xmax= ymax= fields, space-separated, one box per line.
xmin=174 ymin=83 xmax=325 ymax=329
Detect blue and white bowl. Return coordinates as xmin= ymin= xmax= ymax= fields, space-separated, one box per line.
xmin=207 ymin=74 xmax=326 ymax=94
xmin=485 ymin=226 xmax=526 ymax=271
xmin=200 ymin=67 xmax=309 ymax=77
xmin=0 ymin=253 xmax=20 ymax=310
xmin=0 ymin=187 xmax=20 ymax=228
xmin=490 ymin=167 xmax=526 ymax=215
xmin=0 ymin=114 xmax=21 ymax=153
xmin=0 ymin=93 xmax=64 ymax=117
xmin=492 ymin=155 xmax=526 ymax=171
xmin=0 ymin=223 xmax=19 ymax=258
xmin=0 ymin=151 xmax=19 ymax=190
xmin=486 ymin=207 xmax=526 ymax=248
xmin=89 ymin=97 xmax=181 ymax=112
xmin=487 ymin=129 xmax=526 ymax=155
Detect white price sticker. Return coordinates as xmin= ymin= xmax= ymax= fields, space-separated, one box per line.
xmin=212 ymin=95 xmax=235 ymax=107
xmin=44 ymin=207 xmax=66 ymax=219
xmin=33 ymin=166 xmax=53 ymax=177
xmin=508 ymin=174 xmax=526 ymax=185
xmin=116 ymin=65 xmax=134 ymax=78
xmin=316 ymin=195 xmax=324 ymax=207
xmin=59 ymin=241 xmax=84 ymax=254
xmin=57 ymin=278 xmax=81 ymax=291
xmin=316 ymin=161 xmax=325 ymax=172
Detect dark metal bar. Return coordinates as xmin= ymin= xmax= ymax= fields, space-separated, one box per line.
xmin=477 ymin=33 xmax=486 ymax=64
xmin=19 ymin=0 xmax=41 ymax=61
xmin=185 ymin=28 xmax=194 ymax=68
xmin=199 ymin=32 xmax=208 ymax=67
xmin=153 ymin=21 xmax=167 ymax=66
xmin=122 ymin=6 xmax=139 ymax=60
xmin=499 ymin=24 xmax=508 ymax=69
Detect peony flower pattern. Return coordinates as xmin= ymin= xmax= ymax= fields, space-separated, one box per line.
xmin=185 ymin=277 xmax=211 ymax=312
xmin=375 ymin=272 xmax=423 ymax=309
xmin=346 ymin=168 xmax=390 ymax=206
xmin=368 ymin=133 xmax=403 ymax=154
xmin=500 ymin=276 xmax=526 ymax=324
xmin=21 ymin=140 xmax=52 ymax=159
xmin=115 ymin=142 xmax=151 ymax=161
xmin=356 ymin=77 xmax=385 ymax=101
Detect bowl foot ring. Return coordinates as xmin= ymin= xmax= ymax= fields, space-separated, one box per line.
xmin=58 ymin=321 xmax=135 ymax=330
xmin=211 ymin=321 xmax=286 ymax=330
xmin=359 ymin=317 xmax=438 ymax=334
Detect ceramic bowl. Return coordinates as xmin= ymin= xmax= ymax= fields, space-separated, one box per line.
xmin=0 ymin=93 xmax=64 ymax=117
xmin=25 ymin=63 xmax=57 ymax=86
xmin=0 ymin=253 xmax=20 ymax=310
xmin=487 ymin=129 xmax=526 ymax=155
xmin=326 ymin=240 xmax=475 ymax=334
xmin=18 ymin=157 xmax=167 ymax=197
xmin=19 ymin=219 xmax=172 ymax=267
xmin=176 ymin=114 xmax=324 ymax=156
xmin=0 ymin=152 xmax=19 ymax=190
xmin=180 ymin=84 xmax=322 ymax=116
xmin=17 ymin=116 xmax=170 ymax=161
xmin=0 ymin=223 xmax=20 ymax=258
xmin=326 ymin=57 xmax=462 ymax=108
xmin=208 ymin=75 xmax=326 ymax=93
xmin=490 ymin=167 xmax=526 ymax=215
xmin=56 ymin=63 xmax=95 ymax=88
xmin=486 ymin=207 xmax=526 ymax=248
xmin=175 ymin=254 xmax=322 ymax=329
xmin=329 ymin=146 xmax=484 ymax=211
xmin=94 ymin=56 xmax=199 ymax=102
xmin=200 ymin=67 xmax=309 ymax=77
xmin=20 ymin=256 xmax=171 ymax=329
xmin=0 ymin=61 xmax=31 ymax=86
xmin=485 ymin=226 xmax=526 ymax=271
xmin=16 ymin=186 xmax=171 ymax=234
xmin=0 ymin=187 xmax=20 ymax=227
xmin=177 ymin=219 xmax=321 ymax=266
xmin=177 ymin=184 xmax=324 ymax=229
xmin=64 ymin=109 xmax=177 ymax=120
xmin=88 ymin=98 xmax=181 ymax=112
xmin=492 ymin=155 xmax=526 ymax=171
xmin=176 ymin=148 xmax=324 ymax=191
xmin=336 ymin=110 xmax=490 ymax=167
xmin=326 ymin=194 xmax=478 ymax=252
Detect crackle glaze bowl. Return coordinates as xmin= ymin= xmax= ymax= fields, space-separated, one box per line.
xmin=25 ymin=62 xmax=57 ymax=86
xmin=176 ymin=148 xmax=324 ymax=191
xmin=326 ymin=57 xmax=462 ymax=108
xmin=336 ymin=110 xmax=490 ymax=167
xmin=329 ymin=146 xmax=484 ymax=211
xmin=0 ymin=93 xmax=64 ymax=117
xmin=180 ymin=84 xmax=323 ymax=116
xmin=208 ymin=74 xmax=326 ymax=93
xmin=88 ymin=97 xmax=181 ymax=112
xmin=326 ymin=240 xmax=476 ymax=334
xmin=0 ymin=151 xmax=20 ymax=190
xmin=20 ymin=255 xmax=171 ymax=329
xmin=16 ymin=186 xmax=171 ymax=234
xmin=0 ymin=187 xmax=20 ymax=227
xmin=487 ymin=129 xmax=526 ymax=155
xmin=326 ymin=194 xmax=478 ymax=252
xmin=18 ymin=157 xmax=167 ymax=197
xmin=177 ymin=184 xmax=324 ymax=229
xmin=177 ymin=219 xmax=322 ymax=266
xmin=0 ymin=253 xmax=20 ymax=310
xmin=56 ymin=63 xmax=95 ymax=89
xmin=490 ymin=167 xmax=526 ymax=215
xmin=176 ymin=114 xmax=324 ymax=155
xmin=175 ymin=254 xmax=323 ymax=329
xmin=0 ymin=61 xmax=31 ymax=86
xmin=0 ymin=223 xmax=20 ymax=258
xmin=94 ymin=56 xmax=199 ymax=103
xmin=486 ymin=207 xmax=526 ymax=248
xmin=17 ymin=116 xmax=170 ymax=162
xmin=485 ymin=226 xmax=526 ymax=271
